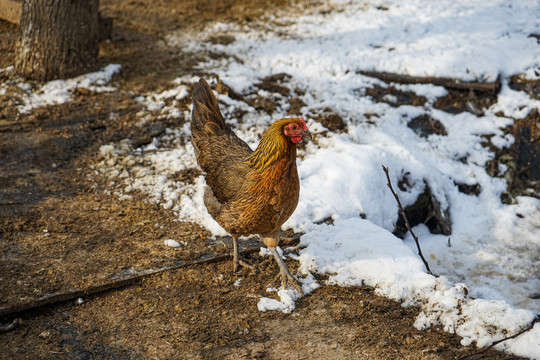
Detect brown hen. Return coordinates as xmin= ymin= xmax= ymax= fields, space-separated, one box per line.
xmin=191 ymin=78 xmax=311 ymax=293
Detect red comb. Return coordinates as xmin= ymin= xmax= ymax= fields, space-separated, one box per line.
xmin=299 ymin=117 xmax=308 ymax=130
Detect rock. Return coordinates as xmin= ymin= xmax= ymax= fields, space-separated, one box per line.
xmin=407 ymin=115 xmax=447 ymax=137
xmin=394 ymin=181 xmax=451 ymax=238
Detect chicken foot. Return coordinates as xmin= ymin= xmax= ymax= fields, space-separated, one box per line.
xmin=232 ymin=237 xmax=255 ymax=272
xmin=268 ymin=246 xmax=303 ymax=294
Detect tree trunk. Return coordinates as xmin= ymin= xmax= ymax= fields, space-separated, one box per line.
xmin=15 ymin=0 xmax=99 ymax=81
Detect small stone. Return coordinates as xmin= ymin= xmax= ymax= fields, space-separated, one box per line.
xmin=39 ymin=330 xmax=51 ymax=339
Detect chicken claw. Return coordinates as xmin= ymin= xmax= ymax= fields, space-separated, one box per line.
xmin=268 ymin=247 xmax=303 ymax=294
xmin=232 ymin=237 xmax=255 ymax=272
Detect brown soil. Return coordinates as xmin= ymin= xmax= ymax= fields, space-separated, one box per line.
xmin=0 ymin=1 xmax=531 ymax=359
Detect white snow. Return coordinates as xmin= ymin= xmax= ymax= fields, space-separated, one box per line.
xmin=133 ymin=81 xmax=189 ymax=119
xmin=6 ymin=64 xmax=121 ymax=113
xmin=91 ymin=0 xmax=540 ymax=358
xmin=258 ymin=273 xmax=320 ymax=313
xmin=164 ymin=239 xmax=182 ymax=248
xmin=257 ymin=288 xmax=301 ymax=314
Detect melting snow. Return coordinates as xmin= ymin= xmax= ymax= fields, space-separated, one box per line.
xmin=2 ymin=64 xmax=122 ymax=114
xmin=90 ymin=0 xmax=540 ymax=358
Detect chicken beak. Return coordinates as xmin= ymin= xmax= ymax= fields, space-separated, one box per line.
xmin=303 ymin=130 xmax=313 ymax=142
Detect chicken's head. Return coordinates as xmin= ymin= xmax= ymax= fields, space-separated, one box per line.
xmin=283 ymin=117 xmax=312 ymax=144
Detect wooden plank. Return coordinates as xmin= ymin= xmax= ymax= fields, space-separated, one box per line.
xmin=359 ymin=70 xmax=501 ymax=94
xmin=0 ymin=0 xmax=22 ymax=24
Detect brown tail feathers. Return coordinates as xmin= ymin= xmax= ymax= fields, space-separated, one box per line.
xmin=191 ymin=78 xmax=229 ymax=139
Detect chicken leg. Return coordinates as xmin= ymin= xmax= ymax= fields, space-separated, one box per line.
xmin=262 ymin=235 xmax=303 ymax=293
xmin=268 ymin=246 xmax=303 ymax=294
xmin=232 ymin=237 xmax=255 ymax=272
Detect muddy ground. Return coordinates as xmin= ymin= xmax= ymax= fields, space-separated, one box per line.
xmin=0 ymin=1 xmax=537 ymax=359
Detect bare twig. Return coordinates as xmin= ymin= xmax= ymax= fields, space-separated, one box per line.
xmin=0 ymin=246 xmax=261 ymax=319
xmin=382 ymin=165 xmax=433 ymax=275
xmin=459 ymin=317 xmax=539 ymax=360
xmin=382 ymin=165 xmax=537 ymax=357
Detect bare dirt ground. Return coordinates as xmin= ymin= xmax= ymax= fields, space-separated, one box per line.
xmin=0 ymin=1 xmax=537 ymax=359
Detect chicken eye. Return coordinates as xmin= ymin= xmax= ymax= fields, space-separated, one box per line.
xmin=290 ymin=124 xmax=298 ymax=131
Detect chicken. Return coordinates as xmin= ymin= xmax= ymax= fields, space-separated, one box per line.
xmin=191 ymin=78 xmax=311 ymax=293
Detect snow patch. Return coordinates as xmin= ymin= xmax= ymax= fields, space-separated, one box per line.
xmin=94 ymin=1 xmax=540 ymax=357
xmin=16 ymin=64 xmax=121 ymax=113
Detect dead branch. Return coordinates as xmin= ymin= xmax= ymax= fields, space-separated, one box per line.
xmin=360 ymin=71 xmax=501 ymax=94
xmin=382 ymin=165 xmax=433 ymax=275
xmin=0 ymin=318 xmax=22 ymax=333
xmin=383 ymin=165 xmax=538 ymax=356
xmin=0 ymin=246 xmax=261 ymax=319
xmin=459 ymin=317 xmax=539 ymax=360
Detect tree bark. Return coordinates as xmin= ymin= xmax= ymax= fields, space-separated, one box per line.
xmin=0 ymin=0 xmax=22 ymax=24
xmin=15 ymin=0 xmax=99 ymax=81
